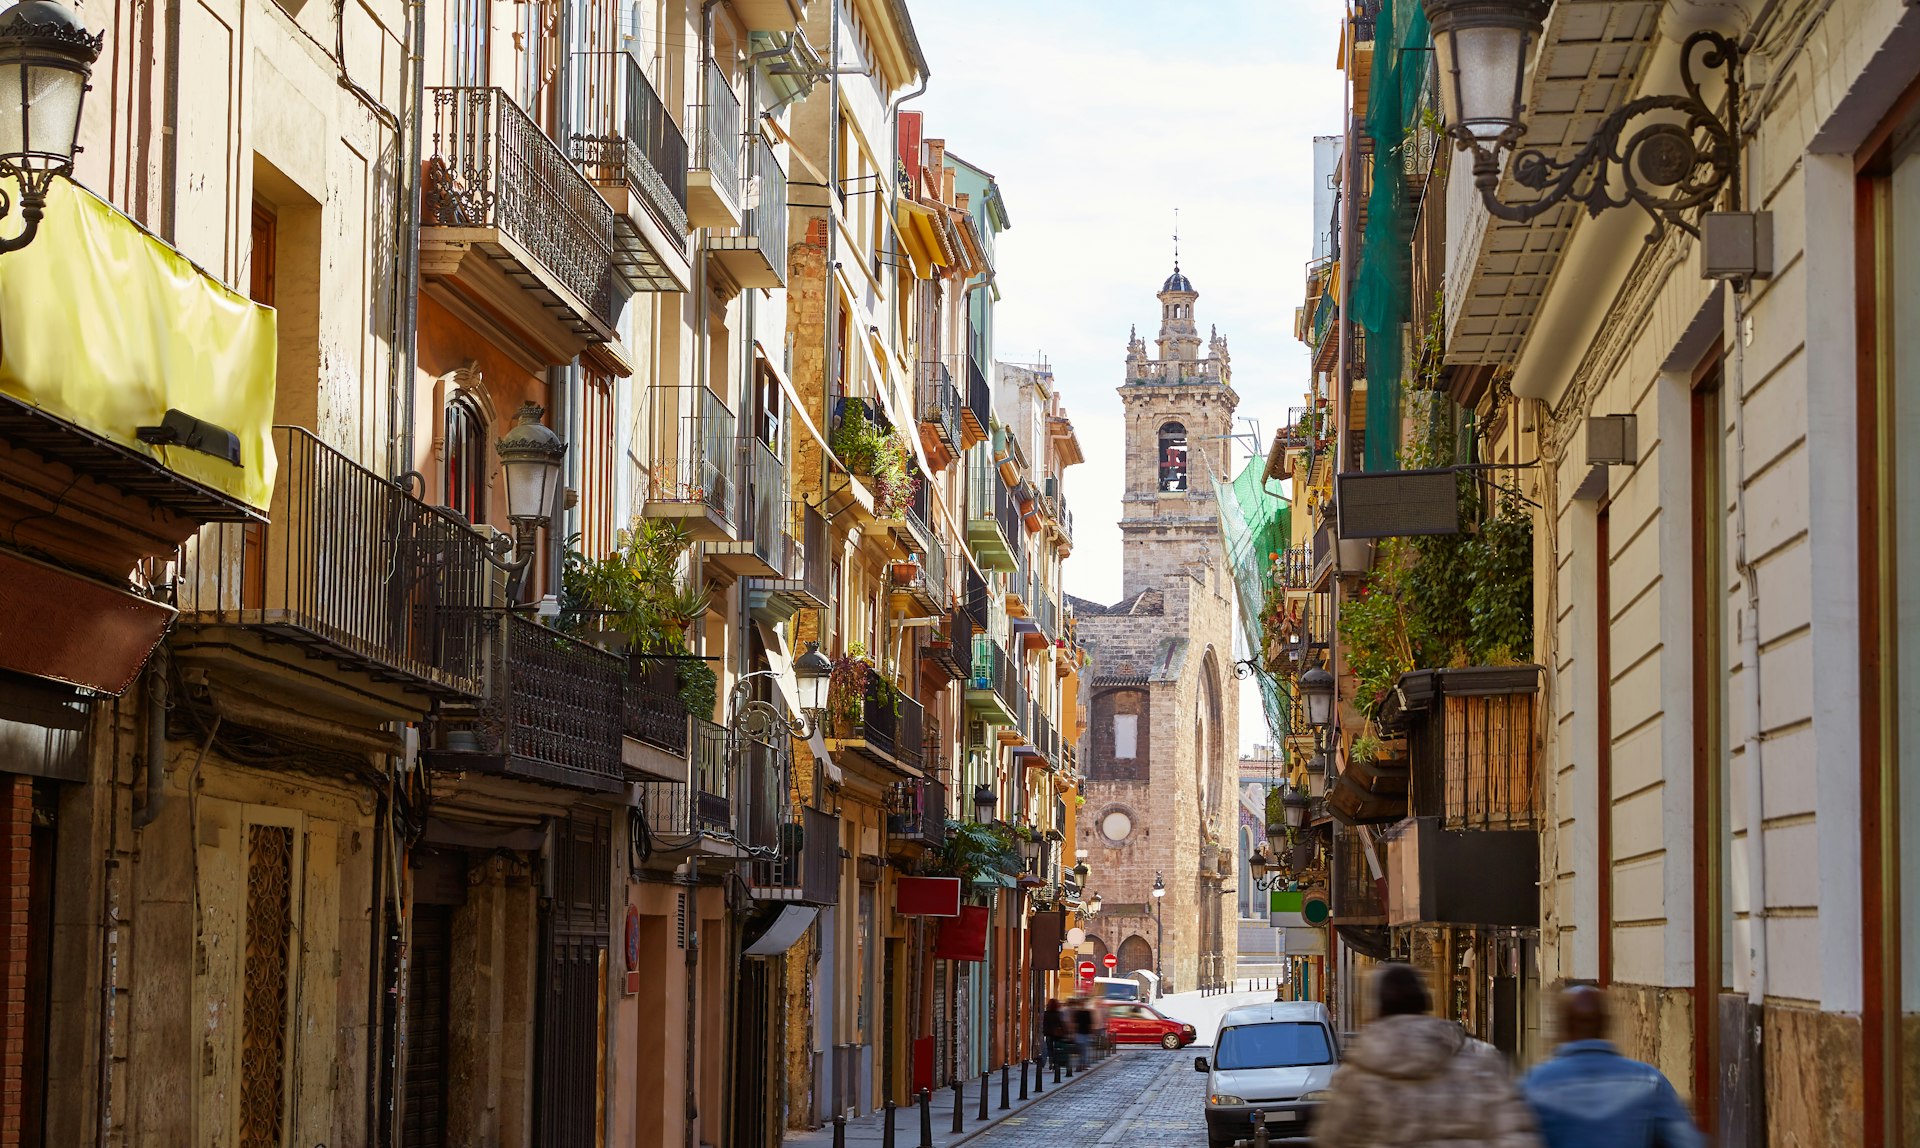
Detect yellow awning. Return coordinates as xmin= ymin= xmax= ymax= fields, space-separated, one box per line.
xmin=896 ymin=200 xmax=951 ymax=281
xmin=0 ymin=182 xmax=277 ymax=509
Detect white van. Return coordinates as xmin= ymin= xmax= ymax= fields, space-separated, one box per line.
xmin=1192 ymin=1001 xmax=1339 ymax=1148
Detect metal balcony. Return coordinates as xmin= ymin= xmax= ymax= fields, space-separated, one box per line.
xmin=422 ymin=87 xmax=620 ymax=359
xmin=965 ymin=639 xmax=1018 ymax=726
xmin=686 ymin=59 xmax=743 ymax=228
xmin=175 ymin=426 xmax=496 ymax=712
xmin=643 ymin=387 xmax=737 ymax=539
xmin=571 ymin=56 xmax=691 ymax=293
xmin=917 ymin=361 xmax=962 ymax=462
xmin=890 ymin=505 xmax=947 ymax=619
xmin=921 ymin=606 xmax=972 ymax=682
xmin=623 ymin=656 xmax=691 ymax=782
xmin=965 ymin=459 xmax=1019 ymax=572
xmin=829 ymin=678 xmax=926 ymax=777
xmin=747 ymin=500 xmax=831 ymax=626
xmin=887 ymin=779 xmax=947 ymax=851
xmin=751 ymin=805 xmax=840 ymax=905
xmin=707 ymin=436 xmax=786 ymax=577
xmin=709 ymin=136 xmax=787 ymax=288
xmin=424 ymin=612 xmax=627 ymax=794
xmin=638 ymin=718 xmax=734 ymax=844
xmin=960 ymin=349 xmax=991 ymax=448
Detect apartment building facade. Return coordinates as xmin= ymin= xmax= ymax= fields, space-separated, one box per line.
xmin=1251 ymin=1 xmax=1920 ymax=1145
xmin=0 ymin=1 xmax=1093 ymax=1147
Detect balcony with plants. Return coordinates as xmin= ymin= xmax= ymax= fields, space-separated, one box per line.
xmin=828 ymin=397 xmax=918 ymax=522
xmin=550 ymin=518 xmax=720 ymax=780
xmin=570 ymin=54 xmax=690 ymax=293
xmin=824 ymin=643 xmax=926 ymax=778
xmin=421 ymin=86 xmax=620 ymax=360
xmin=1332 ymin=395 xmax=1535 ymax=834
xmin=965 ymin=636 xmax=1018 ymax=726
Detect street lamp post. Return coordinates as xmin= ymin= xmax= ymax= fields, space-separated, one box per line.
xmin=0 ymin=0 xmax=102 ymax=254
xmin=1151 ymin=871 xmax=1166 ymax=991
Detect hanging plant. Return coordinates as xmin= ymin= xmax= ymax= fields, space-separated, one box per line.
xmin=827 ymin=641 xmax=875 ymax=734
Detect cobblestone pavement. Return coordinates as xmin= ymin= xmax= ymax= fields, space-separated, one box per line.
xmin=961 ymin=1048 xmax=1209 ymax=1145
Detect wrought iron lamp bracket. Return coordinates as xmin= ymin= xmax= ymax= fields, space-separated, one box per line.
xmin=1455 ymin=30 xmax=1741 ymax=243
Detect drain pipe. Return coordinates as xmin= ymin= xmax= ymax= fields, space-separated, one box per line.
xmin=396 ymin=0 xmax=428 ymax=481
xmin=1729 ymin=280 xmax=1768 ymax=1010
xmin=133 ymin=653 xmax=167 ymax=830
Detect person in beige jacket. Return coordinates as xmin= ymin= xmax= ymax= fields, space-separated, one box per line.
xmin=1315 ymin=964 xmax=1540 ymax=1148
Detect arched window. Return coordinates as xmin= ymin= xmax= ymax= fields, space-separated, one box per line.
xmin=1158 ymin=422 xmax=1188 ymax=492
xmin=1117 ymin=935 xmax=1154 ymax=977
xmin=445 ymin=396 xmax=488 ymax=523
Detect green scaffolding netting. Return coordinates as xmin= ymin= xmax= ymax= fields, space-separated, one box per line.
xmin=1213 ymin=458 xmax=1293 ymax=746
xmin=1350 ymin=0 xmax=1429 ymax=473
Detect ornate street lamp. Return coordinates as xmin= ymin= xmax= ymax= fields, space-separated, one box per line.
xmin=1151 ymin=871 xmax=1166 ymax=986
xmin=1426 ymin=0 xmax=1739 ymax=240
xmin=1283 ymin=784 xmax=1311 ymax=831
xmin=0 ymin=0 xmax=101 ymax=254
xmin=792 ymin=641 xmax=833 ymax=715
xmin=481 ymin=402 xmax=567 ymax=602
xmin=1298 ymin=666 xmax=1335 ymax=731
xmin=972 ymin=784 xmax=997 ymax=822
xmin=1086 ymin=890 xmax=1102 ymax=916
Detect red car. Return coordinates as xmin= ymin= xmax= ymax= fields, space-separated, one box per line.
xmin=1105 ymin=1002 xmax=1197 ymax=1049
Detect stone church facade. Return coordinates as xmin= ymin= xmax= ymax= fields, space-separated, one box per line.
xmin=1072 ymin=266 xmax=1240 ymax=994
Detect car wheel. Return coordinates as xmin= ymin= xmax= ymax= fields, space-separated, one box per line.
xmin=1161 ymin=1032 xmax=1181 ymax=1050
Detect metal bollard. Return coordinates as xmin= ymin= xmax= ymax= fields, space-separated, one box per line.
xmin=1036 ymin=1053 xmax=1046 ymax=1091
xmin=1252 ymin=1109 xmax=1270 ymax=1148
xmin=918 ymin=1089 xmax=934 ymax=1148
xmin=1018 ymin=1058 xmax=1029 ymax=1101
xmin=883 ymin=1100 xmax=896 ymax=1148
xmin=977 ymin=1069 xmax=989 ymax=1120
xmin=999 ymin=1062 xmax=1011 ymax=1110
xmin=951 ymin=1080 xmax=964 ymax=1134
xmin=831 ymin=1113 xmax=846 ymax=1148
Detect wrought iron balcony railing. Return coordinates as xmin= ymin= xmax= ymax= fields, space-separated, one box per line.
xmin=962 ymin=349 xmax=991 ymax=444
xmin=887 ymin=779 xmax=947 ymax=848
xmin=917 ymin=361 xmax=961 ymax=452
xmin=178 ymin=425 xmax=495 ymax=698
xmin=855 ymin=680 xmax=925 ymax=773
xmin=967 ymin=638 xmax=1017 ymax=726
xmin=646 ymin=386 xmax=737 ymax=532
xmin=752 ymin=805 xmax=839 ymax=905
xmin=426 ymin=612 xmax=627 ymax=793
xmin=966 ymin=456 xmax=1020 ymax=571
xmin=692 ymin=58 xmax=742 ymax=207
xmin=923 ymin=606 xmax=973 ymax=682
xmin=570 ymin=56 xmax=689 ymax=290
xmin=746 ymin=500 xmax=830 ymax=624
xmin=424 ymin=86 xmax=619 ymax=335
xmin=637 ymin=718 xmax=739 ymax=846
xmin=625 ymin=656 xmax=691 ymax=757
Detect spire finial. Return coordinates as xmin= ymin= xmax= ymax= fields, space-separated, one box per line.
xmin=1173 ymin=207 xmax=1181 ymax=271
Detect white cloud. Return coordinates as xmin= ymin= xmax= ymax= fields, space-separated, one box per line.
xmin=910 ymin=0 xmax=1345 ymax=749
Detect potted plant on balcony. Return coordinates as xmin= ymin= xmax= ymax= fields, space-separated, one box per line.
xmin=826 ymin=641 xmax=875 ymax=737
xmin=558 ymin=518 xmax=717 ymax=718
xmin=890 ymin=555 xmax=922 ymax=586
xmin=831 ymin=399 xmax=918 ymax=520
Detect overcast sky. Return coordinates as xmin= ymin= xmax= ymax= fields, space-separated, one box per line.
xmin=911 ymin=0 xmax=1347 ymax=751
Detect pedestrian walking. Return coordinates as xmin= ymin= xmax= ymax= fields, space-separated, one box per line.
xmin=1315 ymin=963 xmax=1540 ymax=1148
xmin=1042 ymin=998 xmax=1071 ymax=1072
xmin=1519 ymin=986 xmax=1700 ymax=1148
xmin=1071 ymin=996 xmax=1096 ymax=1070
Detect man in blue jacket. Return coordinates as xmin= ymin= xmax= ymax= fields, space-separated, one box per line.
xmin=1519 ymin=986 xmax=1701 ymax=1148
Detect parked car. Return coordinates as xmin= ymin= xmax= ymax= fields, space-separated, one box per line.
xmin=1193 ymin=1001 xmax=1339 ymax=1148
xmin=1104 ymin=1001 xmax=1196 ymax=1049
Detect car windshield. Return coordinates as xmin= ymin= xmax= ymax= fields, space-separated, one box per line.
xmin=1213 ymin=1022 xmax=1334 ymax=1070
xmin=1099 ymin=983 xmax=1137 ymax=1000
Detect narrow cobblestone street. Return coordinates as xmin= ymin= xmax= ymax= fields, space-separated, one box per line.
xmin=965 ymin=1050 xmax=1207 ymax=1145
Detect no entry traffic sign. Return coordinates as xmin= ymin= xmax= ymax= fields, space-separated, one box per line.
xmin=1077 ymin=960 xmax=1095 ymax=980
xmin=1102 ymin=953 xmax=1118 ymax=970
